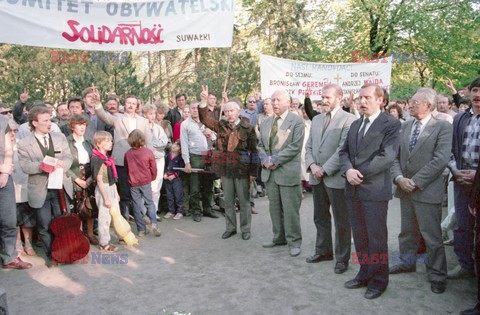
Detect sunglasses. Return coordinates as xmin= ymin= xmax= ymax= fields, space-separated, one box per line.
xmin=0 ymin=110 xmax=12 ymax=115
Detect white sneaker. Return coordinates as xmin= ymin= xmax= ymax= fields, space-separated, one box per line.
xmin=163 ymin=212 xmax=174 ymax=219
xmin=173 ymin=213 xmax=183 ymax=220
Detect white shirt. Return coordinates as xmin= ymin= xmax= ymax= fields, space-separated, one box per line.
xmin=34 ymin=132 xmax=49 ymax=149
xmin=360 ymin=110 xmax=381 ymax=135
xmin=329 ymin=105 xmax=342 ymax=120
xmin=410 ymin=114 xmax=432 ymax=138
xmin=271 ymin=110 xmax=290 ymax=135
xmin=73 ymin=136 xmax=90 ymax=164
xmin=126 ymin=115 xmax=137 ymax=133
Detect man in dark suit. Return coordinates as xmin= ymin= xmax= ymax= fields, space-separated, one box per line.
xmin=165 ymin=93 xmax=187 ymax=126
xmin=390 ymin=88 xmax=452 ymax=294
xmin=339 ymin=83 xmax=401 ymax=299
xmin=305 ymin=84 xmax=355 ymax=273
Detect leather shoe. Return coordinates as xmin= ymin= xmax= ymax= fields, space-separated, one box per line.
xmin=204 ymin=211 xmax=219 ymax=219
xmin=460 ymin=304 xmax=480 ymax=315
xmin=389 ymin=264 xmax=416 ymax=274
xmin=364 ymin=288 xmax=384 ymax=299
xmin=447 ymin=265 xmax=475 ymax=279
xmin=221 ymin=230 xmax=237 ymax=239
xmin=262 ymin=242 xmax=287 ymax=248
xmin=305 ymin=253 xmax=333 ymax=263
xmin=344 ymin=279 xmax=368 ymax=289
xmin=289 ymin=247 xmax=301 ymax=257
xmin=334 ymin=262 xmax=349 ymax=274
xmin=241 ymin=232 xmax=251 ymax=240
xmin=192 ymin=215 xmax=202 ymax=222
xmin=430 ymin=281 xmax=446 ymax=294
xmin=2 ymin=257 xmax=32 ymax=269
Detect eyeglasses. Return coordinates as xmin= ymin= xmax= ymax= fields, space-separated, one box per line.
xmin=0 ymin=110 xmax=12 ymax=115
xmin=248 ymin=100 xmax=256 ymax=103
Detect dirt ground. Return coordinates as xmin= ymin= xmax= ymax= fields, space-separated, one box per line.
xmin=1 ymin=194 xmax=476 ymax=315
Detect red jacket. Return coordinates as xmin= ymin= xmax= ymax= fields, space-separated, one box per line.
xmin=124 ymin=147 xmax=157 ymax=187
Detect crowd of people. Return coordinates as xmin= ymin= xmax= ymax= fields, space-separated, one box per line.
xmin=0 ymin=77 xmax=480 ymax=312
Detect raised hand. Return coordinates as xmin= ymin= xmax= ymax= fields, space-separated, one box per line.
xmin=222 ymin=90 xmax=229 ymax=103
xmin=344 ymin=91 xmax=354 ymax=107
xmin=200 ymin=85 xmax=209 ymax=103
xmin=446 ymin=78 xmax=457 ymax=94
xmin=20 ymin=88 xmax=29 ymax=103
xmin=168 ymin=93 xmax=175 ymax=108
xmin=91 ymin=83 xmax=101 ymax=104
xmin=254 ymin=90 xmax=261 ymax=101
xmin=305 ymin=87 xmax=311 ymax=99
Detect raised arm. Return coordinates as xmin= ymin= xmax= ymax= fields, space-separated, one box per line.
xmin=198 ymin=85 xmax=220 ymax=132
xmin=304 ymin=88 xmax=318 ymax=121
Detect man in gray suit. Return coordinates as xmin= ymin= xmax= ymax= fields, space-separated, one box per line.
xmin=17 ymin=106 xmax=73 ymax=264
xmin=258 ymin=90 xmax=305 ymax=257
xmin=93 ymin=90 xmax=152 ymax=220
xmin=339 ymin=84 xmax=401 ymax=299
xmin=390 ymin=88 xmax=451 ymax=294
xmin=305 ymin=84 xmax=355 ymax=273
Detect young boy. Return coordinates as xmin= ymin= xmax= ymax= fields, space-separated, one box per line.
xmin=163 ymin=140 xmax=185 ymax=220
xmin=124 ymin=129 xmax=161 ymax=237
xmin=91 ymin=131 xmax=119 ymax=252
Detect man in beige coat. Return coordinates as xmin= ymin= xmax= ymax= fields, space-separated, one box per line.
xmin=17 ymin=106 xmax=73 ymax=263
xmin=258 ymin=90 xmax=305 ymax=257
xmin=93 ymin=90 xmax=151 ymax=219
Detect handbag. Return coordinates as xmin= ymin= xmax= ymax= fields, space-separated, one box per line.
xmin=75 ymin=190 xmax=94 ymax=219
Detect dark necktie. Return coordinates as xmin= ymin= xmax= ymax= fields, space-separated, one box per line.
xmin=409 ymin=120 xmax=421 ymax=152
xmin=269 ymin=116 xmax=280 ymax=152
xmin=357 ymin=117 xmax=369 ymax=147
xmin=43 ymin=136 xmax=48 ymax=150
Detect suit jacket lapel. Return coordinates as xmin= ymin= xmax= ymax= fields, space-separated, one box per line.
xmin=121 ymin=117 xmax=129 ymax=135
xmin=29 ymin=134 xmax=44 ymax=160
xmin=318 ymin=115 xmax=328 ymax=147
xmin=357 ymin=113 xmax=386 ymax=153
xmin=280 ymin=112 xmax=294 ymax=131
xmin=410 ymin=117 xmax=435 ymax=156
xmin=264 ymin=116 xmax=274 ymax=153
xmin=350 ymin=118 xmax=362 ymax=153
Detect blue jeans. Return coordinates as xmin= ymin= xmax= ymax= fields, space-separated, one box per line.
xmin=34 ymin=189 xmax=61 ymax=259
xmin=131 ymin=183 xmax=157 ymax=231
xmin=166 ymin=177 xmax=184 ymax=214
xmin=454 ymin=184 xmax=475 ymax=271
xmin=0 ymin=176 xmax=17 ymax=264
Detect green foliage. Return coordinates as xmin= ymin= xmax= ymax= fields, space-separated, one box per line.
xmin=0 ymin=0 xmax=478 ymax=105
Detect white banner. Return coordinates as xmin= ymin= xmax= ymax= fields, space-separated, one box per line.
xmin=0 ymin=0 xmax=235 ymax=51
xmin=260 ymin=54 xmax=392 ymax=99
